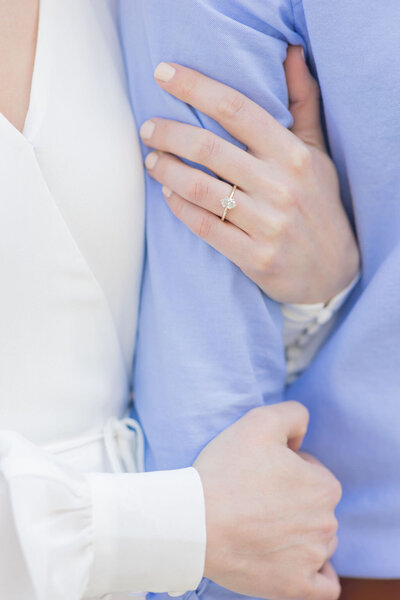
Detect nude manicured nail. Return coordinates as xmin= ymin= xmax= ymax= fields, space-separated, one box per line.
xmin=162 ymin=186 xmax=172 ymax=198
xmin=140 ymin=120 xmax=156 ymax=140
xmin=145 ymin=152 xmax=159 ymax=170
xmin=154 ymin=62 xmax=176 ymax=82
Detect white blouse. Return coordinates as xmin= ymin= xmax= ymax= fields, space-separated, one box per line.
xmin=0 ymin=1 xmax=204 ymax=599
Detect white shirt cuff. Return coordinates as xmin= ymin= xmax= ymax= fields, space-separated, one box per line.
xmin=282 ymin=275 xmax=359 ymax=382
xmin=85 ymin=467 xmax=206 ymax=598
xmin=282 ymin=274 xmax=360 ymax=346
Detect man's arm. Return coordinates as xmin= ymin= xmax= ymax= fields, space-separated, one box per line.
xmin=119 ymin=2 xmax=340 ymax=599
xmin=120 ymin=0 xmax=304 ymax=469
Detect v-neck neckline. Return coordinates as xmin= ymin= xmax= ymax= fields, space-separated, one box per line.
xmin=0 ymin=0 xmax=47 ymax=146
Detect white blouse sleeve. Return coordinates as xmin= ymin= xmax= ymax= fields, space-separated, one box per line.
xmin=0 ymin=431 xmax=206 ymax=600
xmin=283 ymin=275 xmax=359 ymax=383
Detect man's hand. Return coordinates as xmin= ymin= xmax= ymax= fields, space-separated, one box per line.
xmin=194 ymin=402 xmax=342 ymax=600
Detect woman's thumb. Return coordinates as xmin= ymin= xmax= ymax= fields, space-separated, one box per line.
xmin=284 ymin=46 xmax=326 ymax=150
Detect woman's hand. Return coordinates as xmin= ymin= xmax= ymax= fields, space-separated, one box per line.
xmin=140 ymin=47 xmax=360 ymax=305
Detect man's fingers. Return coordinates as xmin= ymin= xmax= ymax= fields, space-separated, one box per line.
xmin=284 ymin=46 xmax=326 ymax=150
xmin=308 ymin=562 xmax=341 ymax=600
xmin=153 ymin=61 xmax=293 ymax=159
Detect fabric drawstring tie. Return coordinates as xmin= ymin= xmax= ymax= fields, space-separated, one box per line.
xmin=104 ymin=416 xmax=145 ymax=474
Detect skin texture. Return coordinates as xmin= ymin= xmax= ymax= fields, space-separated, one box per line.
xmin=195 ymin=402 xmax=342 ymax=600
xmin=0 ymin=0 xmax=39 ymax=132
xmin=141 ymin=47 xmax=360 ymax=304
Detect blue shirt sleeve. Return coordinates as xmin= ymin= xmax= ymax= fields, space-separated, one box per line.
xmin=120 ymin=0 xmax=305 ymax=474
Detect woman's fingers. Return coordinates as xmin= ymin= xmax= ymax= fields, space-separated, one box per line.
xmin=140 ymin=117 xmax=260 ymax=191
xmin=139 ymin=55 xmax=358 ymax=306
xmin=153 ymin=62 xmax=293 ymax=159
xmin=284 ymin=46 xmax=326 ymax=150
xmin=309 ymin=562 xmax=341 ymax=600
xmin=143 ymin=58 xmax=324 ymax=191
xmin=162 ymin=188 xmax=252 ymax=267
xmin=144 ymin=150 xmax=258 ymax=233
xmin=327 ymin=536 xmax=339 ymax=559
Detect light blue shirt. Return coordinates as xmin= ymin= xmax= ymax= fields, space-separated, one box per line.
xmin=119 ymin=1 xmax=400 ymax=594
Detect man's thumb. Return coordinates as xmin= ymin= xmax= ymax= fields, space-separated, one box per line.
xmin=284 ymin=46 xmax=325 ymax=151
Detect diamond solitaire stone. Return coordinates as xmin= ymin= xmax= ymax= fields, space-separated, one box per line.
xmin=221 ymin=197 xmax=237 ymax=210
xmin=220 ymin=185 xmax=238 ymax=221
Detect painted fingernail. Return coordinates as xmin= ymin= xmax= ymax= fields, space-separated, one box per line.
xmin=300 ymin=47 xmax=305 ymax=59
xmin=154 ymin=62 xmax=176 ymax=82
xmin=162 ymin=185 xmax=172 ymax=198
xmin=145 ymin=151 xmax=159 ymax=170
xmin=140 ymin=120 xmax=156 ymax=140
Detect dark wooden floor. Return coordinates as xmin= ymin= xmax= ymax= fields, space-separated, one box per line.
xmin=340 ymin=578 xmax=400 ymax=600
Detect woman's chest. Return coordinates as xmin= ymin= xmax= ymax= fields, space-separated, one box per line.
xmin=0 ymin=0 xmax=39 ymax=132
xmin=0 ymin=0 xmax=145 ymax=368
